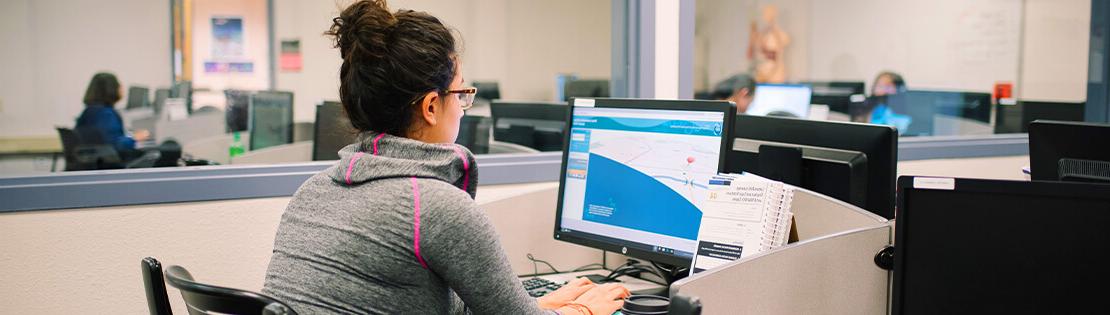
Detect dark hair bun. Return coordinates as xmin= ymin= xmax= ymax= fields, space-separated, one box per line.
xmin=326 ymin=0 xmax=457 ymax=136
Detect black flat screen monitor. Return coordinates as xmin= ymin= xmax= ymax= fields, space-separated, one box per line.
xmin=152 ymin=88 xmax=170 ymax=115
xmin=893 ymin=176 xmax=1110 ymax=314
xmin=563 ymin=80 xmax=610 ymax=101
xmin=1029 ymin=120 xmax=1110 ymax=182
xmin=883 ymin=90 xmax=992 ymax=136
xmin=225 ymin=89 xmax=252 ymax=132
xmin=554 ymin=98 xmax=736 ymax=267
xmin=313 ymin=101 xmax=358 ymax=161
xmin=490 ymin=101 xmax=568 ymax=151
xmin=248 ymin=91 xmax=294 ymax=151
xmin=126 ymin=86 xmax=150 ymax=110
xmin=456 ymin=115 xmax=492 ymax=154
xmin=473 ymin=81 xmax=501 ymax=101
xmin=804 ymin=81 xmax=864 ymax=114
xmin=1021 ymin=101 xmax=1085 ymax=132
xmin=725 ymin=115 xmax=897 ymax=219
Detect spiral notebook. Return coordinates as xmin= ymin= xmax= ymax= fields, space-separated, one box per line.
xmin=689 ymin=173 xmax=796 ymax=275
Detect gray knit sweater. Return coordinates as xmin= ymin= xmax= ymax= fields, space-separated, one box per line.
xmin=262 ymin=132 xmax=547 ymax=314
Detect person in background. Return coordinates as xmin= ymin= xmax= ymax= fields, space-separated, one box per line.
xmin=75 ymin=72 xmax=150 ymax=155
xmin=261 ymin=1 xmax=629 ymax=314
xmin=711 ymin=73 xmax=757 ymax=114
xmin=854 ymin=71 xmax=911 ymax=133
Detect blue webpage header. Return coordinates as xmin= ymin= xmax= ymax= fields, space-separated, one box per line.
xmin=572 ymin=116 xmax=723 ymax=137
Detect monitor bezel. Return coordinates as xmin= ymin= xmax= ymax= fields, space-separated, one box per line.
xmin=248 ymin=91 xmax=295 ymax=151
xmin=553 ymin=97 xmax=736 ymax=267
xmin=892 ymin=176 xmax=1110 ymax=314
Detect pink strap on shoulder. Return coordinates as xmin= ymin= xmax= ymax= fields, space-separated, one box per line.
xmin=410 ymin=177 xmax=430 ymax=269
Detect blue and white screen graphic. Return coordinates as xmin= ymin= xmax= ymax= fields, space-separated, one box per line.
xmin=560 ymin=106 xmax=726 ymax=256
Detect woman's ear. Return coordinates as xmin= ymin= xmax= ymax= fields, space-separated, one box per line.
xmin=418 ymin=92 xmax=440 ymax=126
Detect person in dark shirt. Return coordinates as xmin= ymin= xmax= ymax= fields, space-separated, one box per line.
xmin=75 ymin=72 xmax=150 ymax=153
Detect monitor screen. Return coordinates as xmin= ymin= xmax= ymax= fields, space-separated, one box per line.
xmin=249 ymin=91 xmax=294 ymax=151
xmin=893 ymin=177 xmax=1110 ymax=314
xmin=313 ymin=101 xmax=358 ymax=161
xmin=126 ymin=86 xmax=150 ymax=110
xmin=555 ymin=98 xmax=734 ymax=266
xmin=747 ymin=84 xmax=812 ymax=118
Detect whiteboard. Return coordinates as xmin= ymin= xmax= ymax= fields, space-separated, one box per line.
xmin=808 ymin=0 xmax=1022 ymax=93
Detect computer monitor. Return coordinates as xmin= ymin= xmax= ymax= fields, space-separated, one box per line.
xmin=1029 ymin=120 xmax=1110 ymax=182
xmin=883 ymin=90 xmax=992 ymax=136
xmin=892 ymin=176 xmax=1110 ymax=314
xmin=171 ymin=81 xmax=192 ymax=114
xmin=563 ymin=80 xmax=610 ymax=101
xmin=746 ymin=84 xmax=812 ymax=118
xmin=490 ymin=101 xmax=568 ymax=152
xmin=152 ymin=88 xmax=170 ymax=115
xmin=312 ymin=101 xmax=358 ymax=161
xmin=225 ymin=89 xmax=252 ymax=132
xmin=455 ymin=115 xmax=492 ymax=154
xmin=725 ymin=115 xmax=897 ymax=219
xmin=554 ymin=98 xmax=736 ymax=266
xmin=1021 ymin=101 xmax=1085 ymax=132
xmin=248 ymin=91 xmax=294 ymax=151
xmin=126 ymin=86 xmax=150 ymax=110
xmin=803 ymin=81 xmax=864 ymax=114
xmin=473 ymin=81 xmax=501 ymax=102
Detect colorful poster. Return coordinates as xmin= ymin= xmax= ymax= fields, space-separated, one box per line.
xmin=211 ymin=17 xmax=244 ymax=59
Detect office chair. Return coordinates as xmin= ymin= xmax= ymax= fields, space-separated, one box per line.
xmin=667 ymin=294 xmax=702 ymax=315
xmin=141 ymin=257 xmax=173 ymax=315
xmin=164 ymin=265 xmax=298 ymax=315
xmin=56 ymin=127 xmax=123 ymax=171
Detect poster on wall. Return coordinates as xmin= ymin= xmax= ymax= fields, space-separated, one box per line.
xmin=280 ymin=39 xmax=302 ymax=72
xmin=206 ymin=16 xmax=253 ymax=73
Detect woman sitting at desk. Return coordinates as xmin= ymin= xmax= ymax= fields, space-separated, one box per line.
xmin=75 ymin=72 xmax=150 ymax=156
xmin=853 ymin=71 xmax=912 ymax=133
xmin=261 ymin=1 xmax=629 ymax=314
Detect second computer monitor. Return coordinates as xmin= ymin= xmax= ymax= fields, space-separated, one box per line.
xmin=248 ymin=91 xmax=294 ymax=151
xmin=126 ymin=86 xmax=150 ymax=110
xmin=746 ymin=83 xmax=812 ymax=118
xmin=1029 ymin=120 xmax=1110 ymax=182
xmin=725 ymin=115 xmax=898 ymax=219
xmin=313 ymin=101 xmax=358 ymax=161
xmin=490 ymin=101 xmax=568 ymax=152
xmin=554 ymin=98 xmax=736 ymax=267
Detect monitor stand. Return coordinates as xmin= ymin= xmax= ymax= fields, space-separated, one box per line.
xmin=522 ymin=269 xmax=668 ymax=296
xmin=758 ymin=144 xmax=803 ymax=185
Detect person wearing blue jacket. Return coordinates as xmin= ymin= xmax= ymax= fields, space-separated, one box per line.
xmin=74 ymin=72 xmax=150 ymax=154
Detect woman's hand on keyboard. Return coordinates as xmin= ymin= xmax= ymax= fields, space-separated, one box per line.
xmin=537 ymin=277 xmax=596 ymax=309
xmin=563 ymin=283 xmax=631 ymax=315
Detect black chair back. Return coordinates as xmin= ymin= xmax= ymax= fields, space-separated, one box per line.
xmin=164 ymin=265 xmax=297 ymax=315
xmin=141 ymin=257 xmax=173 ymax=315
xmin=56 ymin=127 xmax=82 ymax=171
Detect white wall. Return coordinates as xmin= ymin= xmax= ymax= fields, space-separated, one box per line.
xmin=0 ymin=0 xmax=172 ymax=137
xmin=1020 ymin=0 xmax=1090 ymax=102
xmin=695 ymin=0 xmax=811 ymax=91
xmin=272 ymin=0 xmax=611 ymax=123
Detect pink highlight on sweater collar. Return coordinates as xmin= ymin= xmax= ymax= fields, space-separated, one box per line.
xmin=449 ymin=146 xmax=471 ymax=192
xmin=410 ymin=177 xmax=430 ymax=269
xmin=371 ymin=133 xmax=386 ymax=155
xmin=344 ymin=152 xmax=366 ymax=185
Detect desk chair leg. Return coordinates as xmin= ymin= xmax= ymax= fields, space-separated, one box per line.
xmin=50 ymin=152 xmax=59 ymax=172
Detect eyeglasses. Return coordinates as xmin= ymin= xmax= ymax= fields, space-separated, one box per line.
xmin=446 ymin=87 xmax=478 ymax=110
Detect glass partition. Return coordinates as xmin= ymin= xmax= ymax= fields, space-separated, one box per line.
xmin=694 ymin=0 xmax=1091 ymax=137
xmin=0 ymin=0 xmax=612 ymax=176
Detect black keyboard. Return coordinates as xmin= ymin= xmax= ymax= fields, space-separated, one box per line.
xmin=522 ymin=277 xmax=564 ymax=297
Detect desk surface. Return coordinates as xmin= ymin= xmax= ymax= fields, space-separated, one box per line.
xmin=0 ymin=136 xmax=62 ymax=155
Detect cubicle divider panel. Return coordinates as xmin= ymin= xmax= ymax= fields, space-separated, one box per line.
xmin=479 ymin=184 xmax=606 ymax=276
xmin=790 ymin=187 xmax=889 ymax=240
xmin=670 ymin=225 xmax=892 ymax=315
